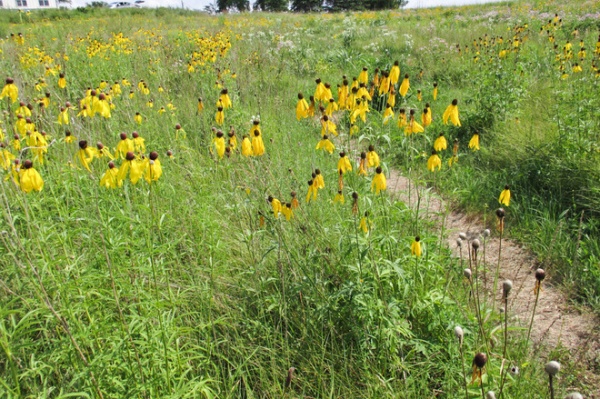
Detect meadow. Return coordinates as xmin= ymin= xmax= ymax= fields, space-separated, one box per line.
xmin=0 ymin=0 xmax=599 ymax=397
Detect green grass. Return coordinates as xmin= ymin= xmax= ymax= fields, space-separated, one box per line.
xmin=0 ymin=1 xmax=598 ymax=397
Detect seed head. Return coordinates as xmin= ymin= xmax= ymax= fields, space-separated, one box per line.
xmin=535 ymin=268 xmax=546 ymax=282
xmin=149 ymin=151 xmax=158 ymax=161
xmin=454 ymin=326 xmax=464 ymax=343
xmin=473 ymin=353 xmax=487 ymax=369
xmin=456 ymin=238 xmax=462 ymax=247
xmin=502 ymin=279 xmax=513 ymax=298
xmin=545 ymin=361 xmax=560 ymax=376
xmin=486 ymin=392 xmax=496 ymax=399
xmin=108 ymin=161 xmax=115 ymax=169
xmin=78 ymin=140 xmax=88 ymax=149
xmin=459 ymin=232 xmax=467 ymax=240
xmin=23 ymin=160 xmax=33 ymax=169
xmin=464 ymin=268 xmax=472 ymax=279
xmin=496 ymin=208 xmax=505 ymax=218
xmin=483 ymin=229 xmax=491 ymax=238
xmin=352 ymin=192 xmax=359 ymax=200
xmin=125 ymin=152 xmax=135 ymax=161
xmin=471 ymin=239 xmax=480 ymax=250
xmin=120 ymin=132 xmax=128 ymax=140
xmin=564 ymin=393 xmax=583 ymax=399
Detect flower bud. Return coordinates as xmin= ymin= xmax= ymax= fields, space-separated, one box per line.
xmin=545 ymin=361 xmax=560 ymax=376
xmin=471 ymin=239 xmax=480 ymax=250
xmin=496 ymin=208 xmax=505 ymax=218
xmin=149 ymin=151 xmax=158 ymax=161
xmin=459 ymin=232 xmax=467 ymax=240
xmin=483 ymin=229 xmax=491 ymax=238
xmin=125 ymin=152 xmax=135 ymax=161
xmin=454 ymin=326 xmax=464 ymax=343
xmin=120 ymin=132 xmax=127 ymax=140
xmin=464 ymin=268 xmax=472 ymax=279
xmin=456 ymin=238 xmax=462 ymax=247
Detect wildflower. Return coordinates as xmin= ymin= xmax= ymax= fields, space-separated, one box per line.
xmin=147 ymin=99 xmax=154 ymax=108
xmin=268 ymin=196 xmax=282 ymax=218
xmin=405 ymin=109 xmax=425 ymax=135
xmin=359 ymin=211 xmax=370 ymax=234
xmin=358 ymin=67 xmax=369 ymax=85
xmin=434 ymin=132 xmax=447 ymax=152
xmin=337 ymin=151 xmax=352 ymax=174
xmin=366 ymin=145 xmax=380 ymax=168
xmin=111 ymin=81 xmax=121 ymax=96
xmin=197 ymin=98 xmax=204 ymax=114
xmin=174 ymin=124 xmax=186 ymax=140
xmin=290 ymin=191 xmax=299 ymax=209
xmin=320 ymin=115 xmax=337 ymax=137
xmin=134 ymin=112 xmax=143 ymax=124
xmin=314 ymin=169 xmax=325 ymax=189
xmin=357 ymin=83 xmax=371 ymax=102
xmin=316 ymin=135 xmax=335 ymax=154
xmin=12 ymin=134 xmax=21 ymax=151
xmin=358 ymin=152 xmax=368 ymax=176
xmin=219 ymin=88 xmax=232 ymax=108
xmin=305 ymin=179 xmax=317 ymax=203
xmin=448 ymin=139 xmax=459 ymax=167
xmin=0 ymin=78 xmax=18 ymax=103
xmin=325 ymin=97 xmax=338 ymax=116
xmin=350 ymin=97 xmax=369 ymax=123
xmin=228 ymin=127 xmax=237 ymax=151
xmin=65 ymin=131 xmax=76 ymax=143
xmin=215 ymin=106 xmax=224 ymax=125
xmin=213 ymin=130 xmax=226 ymax=159
xmin=116 ymin=132 xmax=134 ymax=159
xmin=117 ymin=151 xmax=143 ymax=185
xmin=433 ymin=82 xmax=438 ymax=100
xmin=378 ymin=71 xmax=390 ymax=94
xmin=349 ymin=123 xmax=359 ymax=136
xmin=17 ymin=102 xmax=31 ymax=117
xmin=387 ymin=86 xmax=396 ymax=108
xmin=411 ymin=236 xmax=422 ymax=257
xmin=241 ymin=135 xmax=252 ymax=157
xmin=95 ymin=142 xmax=114 ymax=160
xmin=395 ymin=109 xmax=407 ymax=130
xmin=471 ymin=353 xmax=488 ymax=384
xmin=307 ymin=95 xmax=315 ymax=117
xmin=76 ymin=140 xmax=95 ymax=172
xmin=313 ymin=78 xmax=327 ymax=102
xmin=132 ymin=132 xmax=145 ymax=153
xmin=399 ymin=74 xmax=410 ymax=97
xmin=58 ymin=73 xmax=67 ymax=89
xmin=443 ymin=99 xmax=461 ymax=126
xmin=351 ymin=191 xmax=359 ymax=215
xmin=427 ymin=150 xmax=442 ymax=172
xmin=100 ymin=161 xmax=121 ymax=189
xmin=295 ymin=93 xmax=309 ymax=120
xmin=572 ymin=63 xmax=582 ymax=73
xmin=334 ymin=190 xmax=344 ymax=204
xmin=0 ymin=143 xmax=15 ymax=170
xmin=94 ymin=93 xmax=111 ymax=118
xmin=338 ymin=80 xmax=348 ymax=110
xmin=499 ymin=184 xmax=511 ymax=206
xmin=19 ymin=160 xmax=43 ymax=193
xmin=389 ymin=61 xmax=400 ymax=85
xmin=281 ymin=203 xmax=293 ymax=221
xmin=469 ymin=132 xmax=480 ymax=151
xmin=371 ymin=166 xmax=387 ymax=194
xmin=383 ymin=105 xmax=394 ymax=125
xmin=534 ymin=268 xmax=545 ymax=295
xmin=421 ymin=107 xmax=432 ymax=127
xmin=417 ymin=89 xmax=422 ymax=102
xmin=57 ymin=107 xmax=70 ymax=125
xmin=252 ymin=129 xmax=265 ymax=156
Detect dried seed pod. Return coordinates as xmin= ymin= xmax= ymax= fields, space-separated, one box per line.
xmin=483 ymin=229 xmax=491 ymax=238
xmin=502 ymin=279 xmax=513 ymax=298
xmin=456 ymin=238 xmax=463 ymax=247
xmin=545 ymin=361 xmax=561 ymax=376
xmin=535 ymin=268 xmax=546 ymax=282
xmin=471 ymin=239 xmax=480 ymax=250
xmin=486 ymin=392 xmax=497 ymax=399
xmin=464 ymin=268 xmax=472 ymax=280
xmin=473 ymin=352 xmax=487 ymax=369
xmin=459 ymin=232 xmax=467 ymax=240
xmin=496 ymin=208 xmax=506 ymax=218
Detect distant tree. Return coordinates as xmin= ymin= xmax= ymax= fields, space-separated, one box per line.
xmin=290 ymin=0 xmax=322 ymax=12
xmin=254 ymin=0 xmax=288 ymax=11
xmin=217 ymin=0 xmax=250 ymax=12
xmin=87 ymin=1 xmax=108 ymax=7
xmin=204 ymin=0 xmax=219 ymax=13
xmin=324 ymin=0 xmax=405 ymax=10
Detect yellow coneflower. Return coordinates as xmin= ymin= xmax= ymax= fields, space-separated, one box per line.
xmin=19 ymin=160 xmax=44 ymax=193
xmin=241 ymin=135 xmax=252 ymax=157
xmin=397 ymin=108 xmax=407 ymax=128
xmin=499 ymin=185 xmax=511 ymax=206
xmin=358 ymin=152 xmax=368 ymax=176
xmin=213 ymin=130 xmax=226 ymax=159
xmin=442 ymin=99 xmax=461 ymax=126
xmin=337 ymin=151 xmax=352 ymax=174
xmin=251 ymin=129 xmax=265 ymax=156
xmin=434 ymin=132 xmax=448 ymax=152
xmin=433 ymin=82 xmax=438 ymax=100
xmin=296 ymin=93 xmax=309 ymax=120
xmin=316 ymin=135 xmax=335 ymax=154
xmin=366 ymin=145 xmax=380 ymax=168
xmin=411 ymin=236 xmax=422 ymax=257
xmin=427 ymin=150 xmax=442 ymax=172
xmin=268 ymin=196 xmax=282 ymax=218
xmin=399 ymin=74 xmax=410 ymax=97
xmin=58 ymin=73 xmax=67 ymax=89
xmin=389 ymin=61 xmax=400 ymax=85
xmin=469 ymin=132 xmax=480 ymax=151
xmin=215 ymin=106 xmax=224 ymax=125
xmin=371 ymin=166 xmax=387 ymax=194
xmin=0 ymin=78 xmax=19 ymax=103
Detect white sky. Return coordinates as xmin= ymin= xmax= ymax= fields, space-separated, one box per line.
xmin=68 ymin=0 xmax=507 ymax=11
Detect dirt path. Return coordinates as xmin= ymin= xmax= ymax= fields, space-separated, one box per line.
xmin=386 ymin=168 xmax=600 ymax=394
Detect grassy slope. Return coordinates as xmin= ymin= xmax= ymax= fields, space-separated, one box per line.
xmin=0 ymin=1 xmax=598 ymax=397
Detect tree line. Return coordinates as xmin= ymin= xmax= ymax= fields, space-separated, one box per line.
xmin=211 ymin=0 xmax=408 ymax=12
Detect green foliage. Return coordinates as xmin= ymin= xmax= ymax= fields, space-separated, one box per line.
xmin=253 ymin=0 xmax=288 ymax=11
